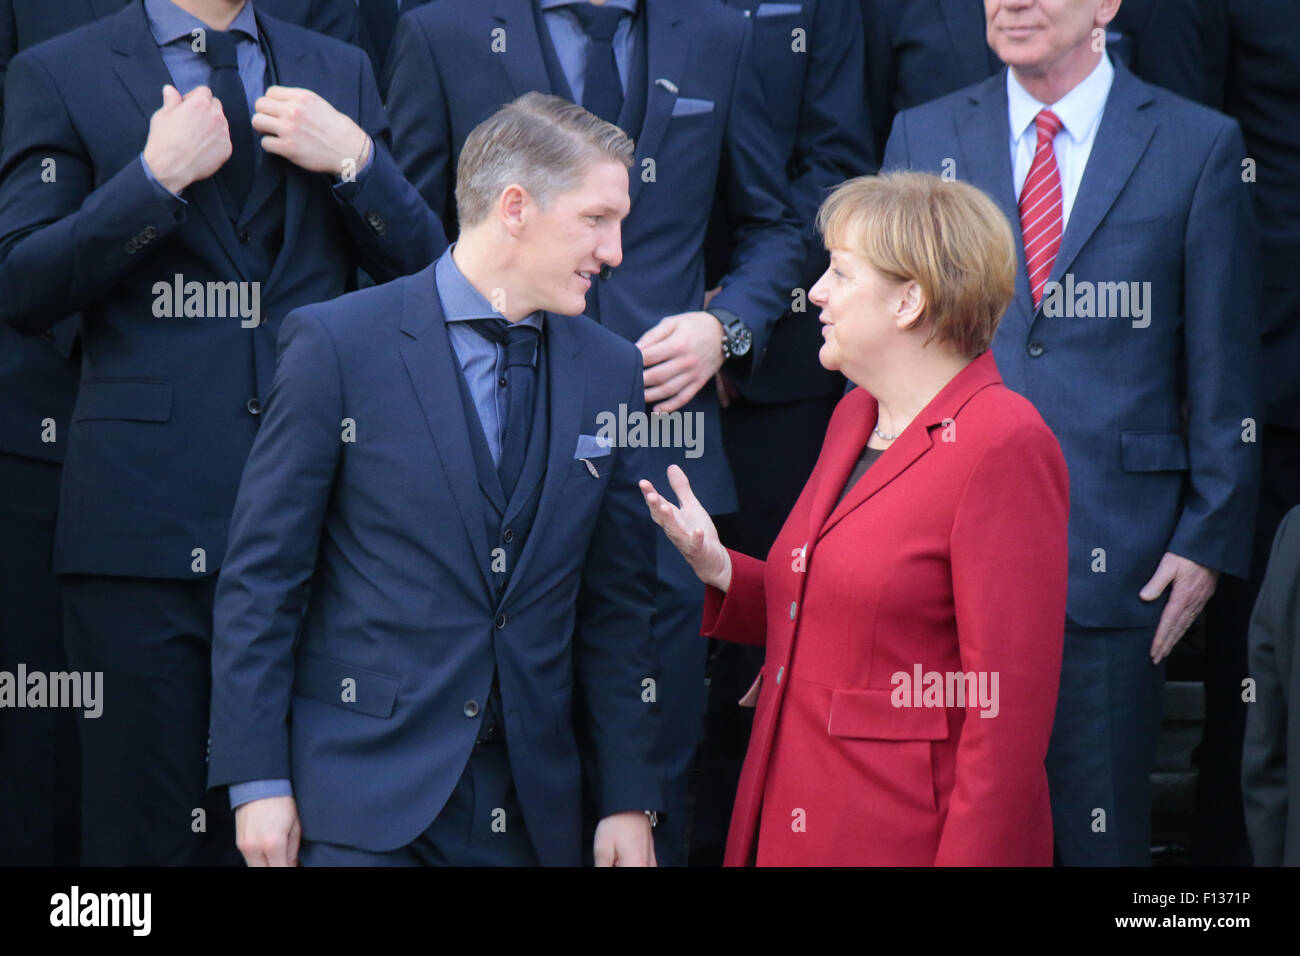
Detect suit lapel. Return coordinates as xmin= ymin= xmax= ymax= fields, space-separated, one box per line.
xmin=629 ymin=0 xmax=687 ymax=209
xmin=252 ymin=13 xmax=309 ymax=290
xmin=492 ymin=0 xmax=555 ymax=100
xmin=814 ymin=353 xmax=1003 ymax=540
xmin=398 ymin=269 xmax=496 ymax=598
xmin=110 ymin=2 xmax=248 ymax=277
xmin=1041 ymin=62 xmax=1156 ymax=297
xmin=961 ymin=75 xmax=1035 ymax=329
xmin=502 ymin=314 xmax=585 ymax=603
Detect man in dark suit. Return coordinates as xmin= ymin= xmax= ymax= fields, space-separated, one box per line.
xmin=210 ymin=93 xmax=662 ymax=867
xmin=383 ymin=0 xmax=803 ymax=864
xmin=1243 ymin=505 xmax=1300 ymax=866
xmin=1189 ymin=0 xmax=1300 ymax=867
xmin=0 ymin=0 xmax=368 ymax=870
xmin=695 ymin=0 xmax=873 ymax=867
xmin=882 ymin=0 xmax=1259 ymax=865
xmin=0 ymin=0 xmax=444 ymax=865
xmin=861 ymin=0 xmax=1212 ymax=161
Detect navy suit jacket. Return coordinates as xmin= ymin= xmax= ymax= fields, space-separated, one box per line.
xmin=384 ymin=0 xmax=805 ymax=512
xmin=208 ymin=265 xmax=663 ymax=863
xmin=708 ymin=0 xmax=873 ymax=404
xmin=0 ymin=0 xmax=365 ymax=464
xmin=0 ymin=1 xmax=446 ymax=577
xmin=883 ymin=60 xmax=1260 ymax=628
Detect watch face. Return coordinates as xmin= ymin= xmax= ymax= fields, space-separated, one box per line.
xmin=730 ymin=326 xmax=753 ymax=356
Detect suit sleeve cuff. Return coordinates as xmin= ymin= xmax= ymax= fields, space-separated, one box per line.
xmin=139 ymin=153 xmax=188 ymax=204
xmin=331 ymin=136 xmax=375 ymax=200
xmin=700 ymin=549 xmax=767 ymax=646
xmin=228 ymin=778 xmax=293 ymax=810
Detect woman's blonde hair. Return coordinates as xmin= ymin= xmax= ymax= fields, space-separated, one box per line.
xmin=816 ymin=171 xmax=1017 ymax=358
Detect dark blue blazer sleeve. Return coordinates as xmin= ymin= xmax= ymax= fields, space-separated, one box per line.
xmin=209 ymin=308 xmax=345 ymax=787
xmin=573 ymin=350 xmax=664 ymax=817
xmin=708 ymin=18 xmax=806 ymax=363
xmin=0 ymin=51 xmax=188 ymax=332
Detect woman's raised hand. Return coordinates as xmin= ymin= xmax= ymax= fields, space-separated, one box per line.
xmin=639 ymin=465 xmax=732 ymax=592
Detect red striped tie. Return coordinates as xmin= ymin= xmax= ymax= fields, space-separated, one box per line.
xmin=1019 ymin=109 xmax=1064 ymax=309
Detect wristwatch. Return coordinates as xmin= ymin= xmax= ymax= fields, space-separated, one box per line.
xmin=708 ymin=307 xmax=753 ymax=362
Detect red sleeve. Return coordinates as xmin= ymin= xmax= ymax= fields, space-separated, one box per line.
xmin=935 ymin=421 xmax=1069 ymax=866
xmin=700 ymin=549 xmax=768 ymax=647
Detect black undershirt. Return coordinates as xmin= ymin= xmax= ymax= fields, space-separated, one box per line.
xmin=835 ymin=444 xmax=887 ymax=507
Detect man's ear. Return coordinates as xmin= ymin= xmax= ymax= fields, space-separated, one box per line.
xmin=895 ymin=279 xmax=926 ymax=332
xmin=1095 ymin=0 xmax=1122 ymax=29
xmin=499 ymin=184 xmax=528 ymax=237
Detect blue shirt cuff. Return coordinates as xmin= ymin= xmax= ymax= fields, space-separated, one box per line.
xmin=139 ymin=153 xmax=187 ymax=204
xmin=331 ymin=137 xmax=375 ymax=198
xmin=228 ymin=778 xmax=293 ymax=810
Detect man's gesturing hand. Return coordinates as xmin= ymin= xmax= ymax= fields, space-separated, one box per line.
xmin=235 ymin=795 xmax=301 ymax=867
xmin=639 ymin=465 xmax=732 ymax=592
xmin=637 ymin=311 xmax=726 ymax=414
xmin=142 ymin=84 xmax=232 ymax=195
xmin=593 ymin=811 xmax=656 ymax=867
xmin=252 ymin=86 xmax=369 ymax=176
xmin=1140 ymin=551 xmax=1219 ymax=664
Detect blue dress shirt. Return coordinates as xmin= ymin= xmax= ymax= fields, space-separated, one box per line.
xmin=539 ymin=0 xmax=638 ymax=105
xmin=139 ymin=0 xmax=372 ymax=200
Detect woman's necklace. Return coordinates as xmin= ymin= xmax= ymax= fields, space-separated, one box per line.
xmin=873 ymin=419 xmax=903 ymax=441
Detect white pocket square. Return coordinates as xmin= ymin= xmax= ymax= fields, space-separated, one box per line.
xmin=670 ymin=97 xmax=714 ymax=117
xmin=574 ymin=434 xmax=613 ymax=459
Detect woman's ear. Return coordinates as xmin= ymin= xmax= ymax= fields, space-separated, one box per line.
xmin=895 ymin=280 xmax=926 ymax=332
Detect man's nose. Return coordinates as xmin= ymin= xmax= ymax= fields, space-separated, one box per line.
xmin=597 ymin=225 xmax=623 ymax=269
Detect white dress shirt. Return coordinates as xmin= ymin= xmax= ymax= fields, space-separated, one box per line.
xmin=1007 ymin=53 xmax=1114 ymax=230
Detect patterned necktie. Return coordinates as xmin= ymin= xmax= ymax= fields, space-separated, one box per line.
xmin=468 ymin=318 xmax=541 ymax=500
xmin=200 ymin=29 xmax=254 ymax=213
xmin=1019 ymin=109 xmax=1064 ymax=309
xmin=567 ymin=2 xmax=625 ymax=124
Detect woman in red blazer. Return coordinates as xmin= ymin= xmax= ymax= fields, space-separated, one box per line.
xmin=641 ymin=172 xmax=1069 ymax=866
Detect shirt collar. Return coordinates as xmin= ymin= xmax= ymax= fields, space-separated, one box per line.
xmin=1007 ymin=52 xmax=1113 ymax=145
xmin=144 ymin=0 xmax=259 ymax=47
xmin=539 ymin=0 xmax=639 ymax=14
xmin=434 ymin=246 xmax=544 ymax=330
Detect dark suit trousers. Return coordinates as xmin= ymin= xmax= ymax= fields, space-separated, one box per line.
xmin=1047 ymin=623 xmax=1166 ymax=866
xmin=299 ymin=737 xmax=540 ymax=866
xmin=650 ymin=532 xmax=708 ymax=867
xmin=0 ymin=452 xmax=79 ymax=865
xmin=61 ymin=573 xmax=240 ymax=866
xmin=1196 ymin=423 xmax=1300 ymax=865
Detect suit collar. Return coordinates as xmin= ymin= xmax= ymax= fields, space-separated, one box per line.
xmin=960 ymin=71 xmax=1034 ymax=328
xmin=400 ymin=266 xmax=498 ymax=597
xmin=1042 ymin=58 xmax=1156 ymax=296
xmin=811 ymin=351 xmax=1002 ymax=539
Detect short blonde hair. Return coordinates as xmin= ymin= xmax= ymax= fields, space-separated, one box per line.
xmin=456 ymin=92 xmax=635 ymax=227
xmin=816 ymin=172 xmax=1016 ymax=358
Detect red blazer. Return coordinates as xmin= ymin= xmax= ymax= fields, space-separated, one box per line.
xmin=703 ymin=351 xmax=1069 ymax=865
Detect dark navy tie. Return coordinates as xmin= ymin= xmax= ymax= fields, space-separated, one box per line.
xmin=200 ymin=29 xmax=254 ymax=213
xmin=567 ymin=3 xmax=625 ymax=124
xmin=470 ymin=319 xmax=541 ymax=500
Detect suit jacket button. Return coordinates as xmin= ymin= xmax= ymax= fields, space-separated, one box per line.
xmin=503 ymin=528 xmax=514 ymax=543
xmin=246 ymin=398 xmax=262 ymax=415
xmin=463 ymin=700 xmax=479 ymax=717
xmin=125 ymin=241 xmax=136 ymax=254
xmin=144 ymin=226 xmax=158 ymax=239
xmin=495 ymin=613 xmax=507 ymax=629
xmin=789 ymin=601 xmax=797 ymax=620
xmin=1027 ymin=342 xmax=1045 ymax=357
xmin=238 ymin=230 xmax=251 ymax=244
